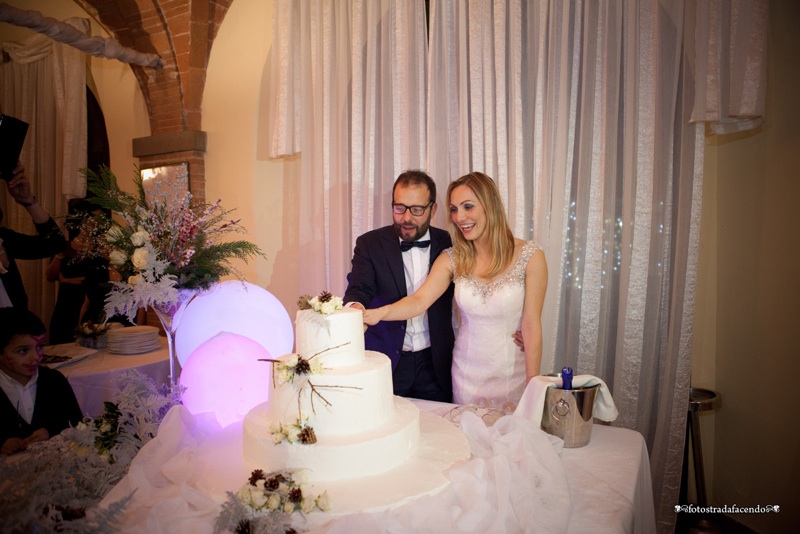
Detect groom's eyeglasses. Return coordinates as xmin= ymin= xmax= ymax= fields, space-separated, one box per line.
xmin=392 ymin=202 xmax=433 ymax=216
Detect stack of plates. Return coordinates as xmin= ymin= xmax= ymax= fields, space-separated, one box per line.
xmin=107 ymin=325 xmax=162 ymax=355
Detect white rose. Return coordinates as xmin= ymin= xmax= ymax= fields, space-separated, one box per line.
xmin=301 ymin=497 xmax=315 ymax=514
xmin=106 ymin=226 xmax=124 ymax=243
xmin=310 ymin=360 xmax=325 ymax=375
xmin=237 ymin=485 xmax=253 ymax=504
xmin=283 ymin=501 xmax=295 ymax=513
xmin=130 ymin=226 xmax=151 ymax=247
xmin=131 ymin=247 xmax=150 ymax=269
xmin=284 ymin=354 xmax=299 ymax=368
xmin=319 ymin=301 xmax=337 ymax=315
xmin=127 ymin=275 xmax=143 ymax=286
xmin=251 ymin=489 xmax=268 ymax=509
xmin=276 ymin=368 xmax=292 ymax=385
xmin=270 ymin=423 xmax=286 ymax=443
xmin=285 ymin=425 xmax=300 ymax=443
xmin=316 ymin=490 xmax=331 ymax=511
xmin=266 ymin=493 xmax=281 ymax=511
xmin=109 ymin=249 xmax=127 ymax=266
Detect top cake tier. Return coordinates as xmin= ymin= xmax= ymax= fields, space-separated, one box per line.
xmin=295 ymin=307 xmax=366 ymax=368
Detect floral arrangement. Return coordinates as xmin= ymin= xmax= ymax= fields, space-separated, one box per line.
xmin=74 ymin=320 xmax=111 ymax=339
xmin=0 ymin=371 xmax=181 ymax=531
xmin=298 ymin=291 xmax=343 ymax=316
xmin=215 ymin=469 xmax=330 ymax=533
xmin=84 ymin=166 xmax=263 ymax=321
xmin=270 ymin=417 xmax=317 ymax=445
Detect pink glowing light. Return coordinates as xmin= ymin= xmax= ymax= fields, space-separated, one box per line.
xmin=180 ymin=332 xmax=272 ymax=427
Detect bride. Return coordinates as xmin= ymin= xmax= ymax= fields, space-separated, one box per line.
xmin=364 ymin=172 xmax=547 ymax=408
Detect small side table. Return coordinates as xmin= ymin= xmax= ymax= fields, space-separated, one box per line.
xmin=687 ymin=387 xmax=720 ymax=507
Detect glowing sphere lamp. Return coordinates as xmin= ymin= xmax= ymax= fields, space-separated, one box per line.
xmin=179 ymin=332 xmax=272 ymax=427
xmin=175 ymin=280 xmax=293 ymax=367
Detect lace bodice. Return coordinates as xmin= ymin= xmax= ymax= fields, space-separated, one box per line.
xmin=446 ymin=241 xmax=541 ymax=302
xmin=446 ymin=241 xmax=541 ymax=407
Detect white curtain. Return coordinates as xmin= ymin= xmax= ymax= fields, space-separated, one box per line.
xmin=267 ymin=0 xmax=429 ymax=295
xmin=0 ymin=16 xmax=87 ymax=321
xmin=428 ymin=2 xmax=702 ymax=529
xmin=266 ymin=1 xmax=767 ymax=532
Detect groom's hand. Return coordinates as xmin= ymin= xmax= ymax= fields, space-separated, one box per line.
xmin=346 ymin=301 xmax=368 ymax=331
xmin=512 ymin=331 xmax=525 ymax=351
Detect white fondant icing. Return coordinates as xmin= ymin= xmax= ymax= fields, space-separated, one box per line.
xmin=265 ymin=351 xmax=394 ymax=436
xmin=295 ymin=307 xmax=365 ymax=368
xmin=244 ymin=397 xmax=420 ymax=482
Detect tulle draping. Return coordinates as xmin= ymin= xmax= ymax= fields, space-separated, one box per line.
xmin=98 ymin=405 xmax=577 ymax=533
xmin=0 ymin=3 xmax=163 ymax=68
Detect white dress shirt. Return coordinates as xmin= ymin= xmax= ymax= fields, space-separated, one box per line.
xmin=0 ymin=367 xmax=38 ymax=424
xmin=401 ymin=230 xmax=432 ymax=352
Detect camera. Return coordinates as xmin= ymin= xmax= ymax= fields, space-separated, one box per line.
xmin=0 ymin=114 xmax=29 ymax=181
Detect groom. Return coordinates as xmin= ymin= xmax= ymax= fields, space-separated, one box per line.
xmin=344 ymin=170 xmax=455 ymax=402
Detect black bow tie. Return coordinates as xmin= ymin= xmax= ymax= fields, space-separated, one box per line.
xmin=400 ymin=240 xmax=431 ymax=252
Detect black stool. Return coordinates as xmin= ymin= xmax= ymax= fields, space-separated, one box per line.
xmin=680 ymin=387 xmax=721 ymax=532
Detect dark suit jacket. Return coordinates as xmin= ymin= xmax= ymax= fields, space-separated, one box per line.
xmin=0 ymin=366 xmax=83 ymax=444
xmin=0 ymin=217 xmax=67 ymax=310
xmin=344 ymin=225 xmax=455 ymax=398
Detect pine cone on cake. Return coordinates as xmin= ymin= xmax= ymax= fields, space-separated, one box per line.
xmin=265 ymin=474 xmax=285 ymax=491
xmin=318 ymin=291 xmax=333 ymax=303
xmin=248 ymin=469 xmax=265 ymax=486
xmin=297 ymin=294 xmax=312 ymax=310
xmin=294 ymin=357 xmax=311 ymax=375
xmin=298 ymin=425 xmax=317 ymax=444
xmin=288 ymin=487 xmax=303 ymax=504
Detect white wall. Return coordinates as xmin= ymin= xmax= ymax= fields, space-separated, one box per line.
xmin=203 ymin=0 xmax=303 ymax=312
xmin=693 ymin=1 xmax=800 ymax=531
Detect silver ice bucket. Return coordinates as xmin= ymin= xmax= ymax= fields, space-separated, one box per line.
xmin=541 ymin=384 xmax=599 ymax=448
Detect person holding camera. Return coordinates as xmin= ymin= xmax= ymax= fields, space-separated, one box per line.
xmin=0 ymin=163 xmax=67 ymax=309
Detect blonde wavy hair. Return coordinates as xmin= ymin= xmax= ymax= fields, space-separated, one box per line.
xmin=447 ymin=172 xmax=514 ymax=278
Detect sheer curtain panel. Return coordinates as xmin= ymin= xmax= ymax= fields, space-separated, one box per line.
xmin=267 ymin=0 xmax=429 ymax=295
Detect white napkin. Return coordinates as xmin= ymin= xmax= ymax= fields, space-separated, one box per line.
xmin=514 ymin=374 xmax=619 ymax=427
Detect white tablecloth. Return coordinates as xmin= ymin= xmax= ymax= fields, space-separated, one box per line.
xmin=52 ymin=339 xmax=170 ymax=418
xmin=99 ymin=399 xmax=656 ymax=533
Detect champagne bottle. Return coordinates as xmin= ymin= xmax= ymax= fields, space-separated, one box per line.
xmin=561 ymin=366 xmax=573 ymax=390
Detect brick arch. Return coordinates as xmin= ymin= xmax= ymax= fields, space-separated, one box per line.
xmin=73 ymin=0 xmax=234 ymax=201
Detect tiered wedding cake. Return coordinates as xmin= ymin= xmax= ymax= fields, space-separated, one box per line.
xmin=243 ymin=300 xmax=421 ymax=482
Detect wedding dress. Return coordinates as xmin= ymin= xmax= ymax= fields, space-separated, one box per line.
xmin=447 ymin=241 xmax=541 ymax=407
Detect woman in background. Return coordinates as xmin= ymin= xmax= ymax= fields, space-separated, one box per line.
xmin=46 ymin=209 xmax=109 ymax=344
xmin=364 ymin=172 xmax=547 ymax=408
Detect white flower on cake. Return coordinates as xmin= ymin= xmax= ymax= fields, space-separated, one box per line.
xmin=270 ymin=417 xmax=317 ymax=445
xmin=299 ymin=290 xmax=343 ymax=316
xmin=217 ymin=469 xmax=331 ymax=530
xmin=272 ymin=354 xmax=326 ymax=385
